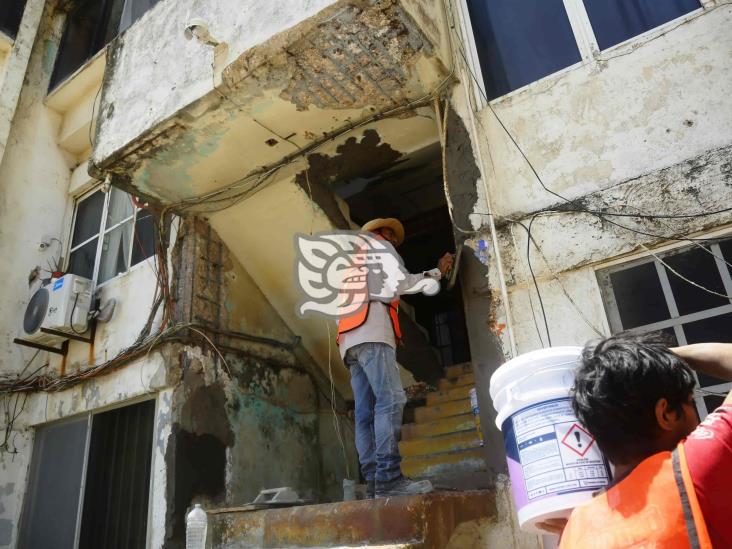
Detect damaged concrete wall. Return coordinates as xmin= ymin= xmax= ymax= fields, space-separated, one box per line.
xmin=449 ymin=3 xmax=732 ymax=355
xmin=0 ymin=1 xmax=71 ymax=378
xmin=0 ymin=348 xmax=175 ymax=549
xmin=440 ymin=101 xmax=508 ymax=476
xmin=0 ymin=0 xmax=44 ymax=163
xmin=92 ymin=0 xmax=339 ymax=165
xmin=90 ymin=0 xmax=449 ymax=208
xmin=161 ymin=218 xmax=358 ymax=548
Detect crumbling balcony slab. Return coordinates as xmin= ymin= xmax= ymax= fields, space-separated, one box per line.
xmin=89 ymin=0 xmax=453 ymax=395
xmin=91 ymin=0 xmax=451 ymax=207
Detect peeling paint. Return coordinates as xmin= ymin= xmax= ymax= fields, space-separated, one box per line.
xmin=295 ymin=129 xmax=402 ymax=228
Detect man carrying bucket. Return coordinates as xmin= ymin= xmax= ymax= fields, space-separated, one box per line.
xmin=556 ymin=336 xmax=732 ymax=548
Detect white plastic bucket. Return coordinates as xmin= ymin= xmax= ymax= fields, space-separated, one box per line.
xmin=489 ymin=347 xmax=611 ymax=533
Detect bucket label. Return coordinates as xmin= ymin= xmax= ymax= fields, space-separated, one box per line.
xmin=503 ymin=397 xmax=610 ymax=508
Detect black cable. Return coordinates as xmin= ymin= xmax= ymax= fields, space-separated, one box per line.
xmin=449 ymin=17 xmax=732 ymax=222
xmin=518 ymin=215 xmax=552 ymax=347
xmin=69 ymin=292 xmax=86 ymax=335
xmin=88 ymin=84 xmax=103 ymax=147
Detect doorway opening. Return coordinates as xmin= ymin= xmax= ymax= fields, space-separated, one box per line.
xmin=333 ymin=142 xmax=471 ymax=386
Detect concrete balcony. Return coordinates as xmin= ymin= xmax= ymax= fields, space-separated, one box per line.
xmin=90 ymin=0 xmax=452 ymax=393
xmin=91 ymin=0 xmax=451 ymax=203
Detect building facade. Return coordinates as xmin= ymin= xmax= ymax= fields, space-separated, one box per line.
xmin=0 ymin=0 xmax=730 ymax=547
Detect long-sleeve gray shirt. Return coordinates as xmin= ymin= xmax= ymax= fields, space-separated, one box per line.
xmin=339 ymin=268 xmax=441 ymax=359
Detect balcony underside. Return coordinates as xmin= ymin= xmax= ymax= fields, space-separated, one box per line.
xmin=91 ymin=0 xmax=452 ymax=394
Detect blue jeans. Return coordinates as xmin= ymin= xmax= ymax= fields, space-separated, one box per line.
xmin=344 ymin=342 xmax=407 ymax=483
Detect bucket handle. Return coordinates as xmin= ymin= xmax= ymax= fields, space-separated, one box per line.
xmin=505 ymin=362 xmax=578 ymax=404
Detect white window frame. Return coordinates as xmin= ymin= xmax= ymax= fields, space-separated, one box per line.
xmin=453 ymin=0 xmax=708 ymax=107
xmin=597 ymin=237 xmax=732 ymax=419
xmin=66 ymin=185 xmax=152 ymax=289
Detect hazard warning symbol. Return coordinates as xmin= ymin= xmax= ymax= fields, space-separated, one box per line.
xmin=560 ymin=423 xmax=596 ymax=457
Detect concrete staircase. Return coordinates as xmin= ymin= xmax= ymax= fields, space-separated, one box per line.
xmin=401 ymin=363 xmax=488 ymax=488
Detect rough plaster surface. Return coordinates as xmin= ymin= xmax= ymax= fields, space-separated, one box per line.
xmin=478 ymin=6 xmax=732 ymax=217
xmin=92 ymin=0 xmax=338 ymax=164
xmin=449 ymin=4 xmax=732 ymax=357
xmin=91 ymin=0 xmax=447 ymax=209
xmin=445 ymin=477 xmax=542 ymax=549
xmin=0 ymin=0 xmax=44 ymax=163
xmin=0 ymin=3 xmax=71 ymax=379
xmin=500 ymin=145 xmax=732 ymax=284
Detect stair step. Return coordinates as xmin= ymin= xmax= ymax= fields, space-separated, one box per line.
xmin=400 ymin=429 xmax=482 ymax=458
xmin=208 ymin=491 xmax=495 ymax=548
xmin=402 ymin=447 xmax=487 ymax=479
xmin=444 ymin=362 xmax=473 ymax=380
xmin=426 ymin=384 xmax=473 ymax=406
xmin=402 ymin=413 xmax=476 ymax=440
xmin=415 ymin=398 xmax=471 ymax=423
xmin=437 ymin=372 xmax=475 ymax=391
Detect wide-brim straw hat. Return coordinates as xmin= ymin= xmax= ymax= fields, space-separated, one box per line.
xmin=362 ymin=218 xmax=405 ymax=246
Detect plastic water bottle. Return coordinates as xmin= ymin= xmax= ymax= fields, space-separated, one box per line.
xmin=470 ymin=388 xmax=484 ymax=447
xmin=186 ymin=504 xmax=207 ymax=549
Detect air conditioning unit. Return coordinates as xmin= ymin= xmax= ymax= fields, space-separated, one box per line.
xmin=22 ymin=274 xmax=93 ymax=345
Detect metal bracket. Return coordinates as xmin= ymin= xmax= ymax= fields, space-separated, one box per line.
xmin=13 ymin=319 xmax=97 ymax=355
xmin=40 ymin=320 xmax=96 ymax=344
xmin=13 ymin=338 xmax=69 ymax=356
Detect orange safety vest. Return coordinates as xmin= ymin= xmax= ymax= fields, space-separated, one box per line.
xmin=560 ymin=443 xmax=711 ymax=549
xmin=336 ymin=300 xmax=402 ymax=346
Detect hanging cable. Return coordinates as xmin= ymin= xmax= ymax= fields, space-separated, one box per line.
xmin=640 ymin=243 xmax=732 ymax=300
xmin=444 ymin=1 xmax=732 ymax=222
xmin=326 ymin=321 xmax=351 ymax=480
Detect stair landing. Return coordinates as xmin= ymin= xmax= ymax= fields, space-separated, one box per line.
xmin=209 ymin=490 xmax=495 ymax=548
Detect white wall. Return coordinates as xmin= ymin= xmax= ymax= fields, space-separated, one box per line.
xmin=0 ymin=5 xmax=175 ymax=547
xmin=93 ymin=0 xmax=338 ymax=163
xmin=452 ymin=4 xmax=732 ymax=354
xmin=475 ymin=5 xmax=732 ymax=218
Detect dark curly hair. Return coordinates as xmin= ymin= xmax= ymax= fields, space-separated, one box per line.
xmin=571 ymin=333 xmax=697 ymax=464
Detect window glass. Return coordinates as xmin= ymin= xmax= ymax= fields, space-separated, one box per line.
xmin=663 ymin=246 xmax=728 ymax=315
xmin=119 ymin=0 xmax=160 ymax=32
xmin=106 ymin=186 xmax=134 ymax=226
xmin=49 ymin=0 xmax=158 ymax=91
xmin=68 ymin=238 xmax=98 ymax=279
xmin=68 ymin=187 xmax=158 ymax=284
xmin=583 ymin=0 xmax=701 ymax=50
xmin=72 ymin=190 xmax=105 ymax=246
xmin=609 ymin=262 xmax=670 ymax=328
xmin=704 ymin=394 xmax=727 ymax=412
xmin=720 ymin=239 xmax=732 ymax=264
xmin=466 ymin=0 xmax=581 ymax=100
xmin=98 ymin=221 xmax=133 ymax=283
xmin=17 ymin=417 xmax=89 ymax=548
xmin=131 ymin=209 xmax=156 ymax=266
xmin=79 ymin=400 xmax=154 ymax=549
xmin=0 ymin=0 xmax=26 ymax=39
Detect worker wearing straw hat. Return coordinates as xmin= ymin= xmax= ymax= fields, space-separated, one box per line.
xmin=337 ymin=217 xmax=453 ymax=498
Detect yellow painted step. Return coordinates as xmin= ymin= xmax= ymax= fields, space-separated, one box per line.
xmin=401 ymin=447 xmax=486 ymax=479
xmin=445 ymin=362 xmax=473 ymax=380
xmin=415 ymin=398 xmax=471 ymax=423
xmin=426 ymin=384 xmax=473 ymax=406
xmin=399 ymin=429 xmax=482 ymax=458
xmin=402 ymin=413 xmax=475 ymax=440
xmin=437 ymin=372 xmax=475 ymax=391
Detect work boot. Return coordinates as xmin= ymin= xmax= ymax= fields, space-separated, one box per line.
xmin=376 ymin=475 xmax=433 ymax=498
xmin=366 ymin=479 xmax=375 ymax=499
